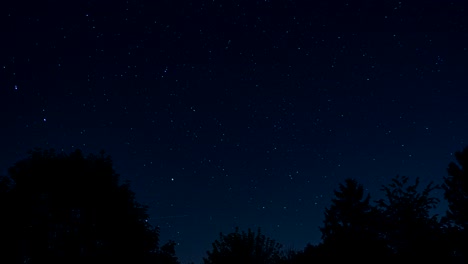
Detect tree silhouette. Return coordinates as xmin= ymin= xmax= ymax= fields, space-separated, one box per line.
xmin=6 ymin=147 xmax=468 ymax=263
xmin=203 ymin=227 xmax=283 ymax=264
xmin=319 ymin=178 xmax=389 ymax=262
xmin=443 ymin=147 xmax=468 ymax=228
xmin=154 ymin=240 xmax=180 ymax=264
xmin=376 ymin=175 xmax=444 ymax=261
xmin=0 ymin=173 xmax=20 ymax=262
xmin=0 ymin=148 xmax=176 ymax=264
xmin=442 ymin=146 xmax=468 ymax=261
xmin=281 ymin=243 xmax=323 ymax=264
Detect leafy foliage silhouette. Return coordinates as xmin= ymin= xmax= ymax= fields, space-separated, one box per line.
xmin=443 ymin=146 xmax=468 ymax=261
xmin=444 ymin=147 xmax=468 ymax=228
xmin=376 ymin=175 xmax=447 ymax=261
xmin=203 ymin=227 xmax=283 ymax=264
xmin=319 ymin=178 xmax=390 ymax=262
xmin=0 ymin=149 xmax=178 ymax=264
xmin=2 ymin=146 xmax=468 ymax=263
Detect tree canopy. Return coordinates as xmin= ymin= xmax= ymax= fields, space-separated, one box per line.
xmin=442 ymin=146 xmax=468 ymax=261
xmin=319 ymin=178 xmax=389 ymax=262
xmin=444 ymin=146 xmax=468 ymax=229
xmin=1 ymin=146 xmax=468 ymax=263
xmin=376 ymin=176 xmax=445 ymax=261
xmin=0 ymin=148 xmax=178 ymax=264
xmin=203 ymin=227 xmax=283 ymax=264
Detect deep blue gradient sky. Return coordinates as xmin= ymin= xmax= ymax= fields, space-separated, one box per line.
xmin=2 ymin=1 xmax=468 ymax=263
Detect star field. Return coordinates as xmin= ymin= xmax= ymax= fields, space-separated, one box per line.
xmin=2 ymin=1 xmax=468 ymax=263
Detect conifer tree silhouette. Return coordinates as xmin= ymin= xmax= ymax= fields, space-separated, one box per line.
xmin=320 ymin=178 xmax=389 ymax=262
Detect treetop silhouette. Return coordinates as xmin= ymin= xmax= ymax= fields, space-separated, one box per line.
xmin=1 ymin=146 xmax=468 ymax=263
xmin=203 ymin=227 xmax=283 ymax=264
xmin=320 ymin=178 xmax=390 ymax=262
xmin=0 ymin=148 xmax=178 ymax=264
xmin=443 ymin=146 xmax=468 ymax=229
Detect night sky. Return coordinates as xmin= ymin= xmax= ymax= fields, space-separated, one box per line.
xmin=2 ymin=1 xmax=468 ymax=263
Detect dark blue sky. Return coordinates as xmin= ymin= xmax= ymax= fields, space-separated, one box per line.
xmin=2 ymin=1 xmax=468 ymax=263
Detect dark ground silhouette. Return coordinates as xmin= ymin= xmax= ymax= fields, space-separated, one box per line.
xmin=0 ymin=149 xmax=179 ymax=264
xmin=0 ymin=147 xmax=467 ymax=263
